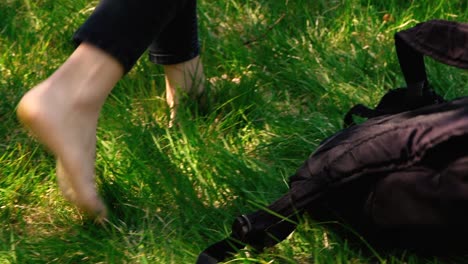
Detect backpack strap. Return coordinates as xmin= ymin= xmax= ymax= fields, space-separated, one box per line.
xmin=394 ymin=28 xmax=428 ymax=96
xmin=197 ymin=197 xmax=299 ymax=264
xmin=196 ymin=213 xmax=298 ymax=264
xmin=343 ymin=86 xmax=445 ymax=127
xmin=345 ymin=20 xmax=468 ymax=127
xmin=396 ymin=19 xmax=468 ymax=70
xmin=395 ymin=19 xmax=468 ymax=94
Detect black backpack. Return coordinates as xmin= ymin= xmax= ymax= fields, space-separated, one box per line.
xmin=197 ymin=20 xmax=468 ymax=264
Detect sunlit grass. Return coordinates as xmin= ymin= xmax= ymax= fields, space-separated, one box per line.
xmin=1 ymin=0 xmax=467 ymax=263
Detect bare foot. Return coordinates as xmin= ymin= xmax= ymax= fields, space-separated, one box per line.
xmin=17 ymin=82 xmax=107 ymax=220
xmin=16 ymin=43 xmax=123 ymax=221
xmin=164 ymin=55 xmax=205 ymax=127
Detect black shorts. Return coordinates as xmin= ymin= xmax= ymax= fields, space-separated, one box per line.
xmin=73 ymin=0 xmax=200 ymax=73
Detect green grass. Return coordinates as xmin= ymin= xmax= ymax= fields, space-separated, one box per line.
xmin=1 ymin=0 xmax=468 ymax=263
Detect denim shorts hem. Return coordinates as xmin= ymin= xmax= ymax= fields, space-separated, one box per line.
xmin=73 ymin=32 xmax=138 ymax=73
xmin=148 ymin=48 xmax=200 ymax=65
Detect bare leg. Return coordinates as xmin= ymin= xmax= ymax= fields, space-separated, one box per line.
xmin=164 ymin=55 xmax=205 ymax=126
xmin=17 ymin=43 xmax=124 ymax=222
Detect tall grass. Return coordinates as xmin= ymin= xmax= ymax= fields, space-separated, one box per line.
xmin=1 ymin=0 xmax=467 ymax=263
